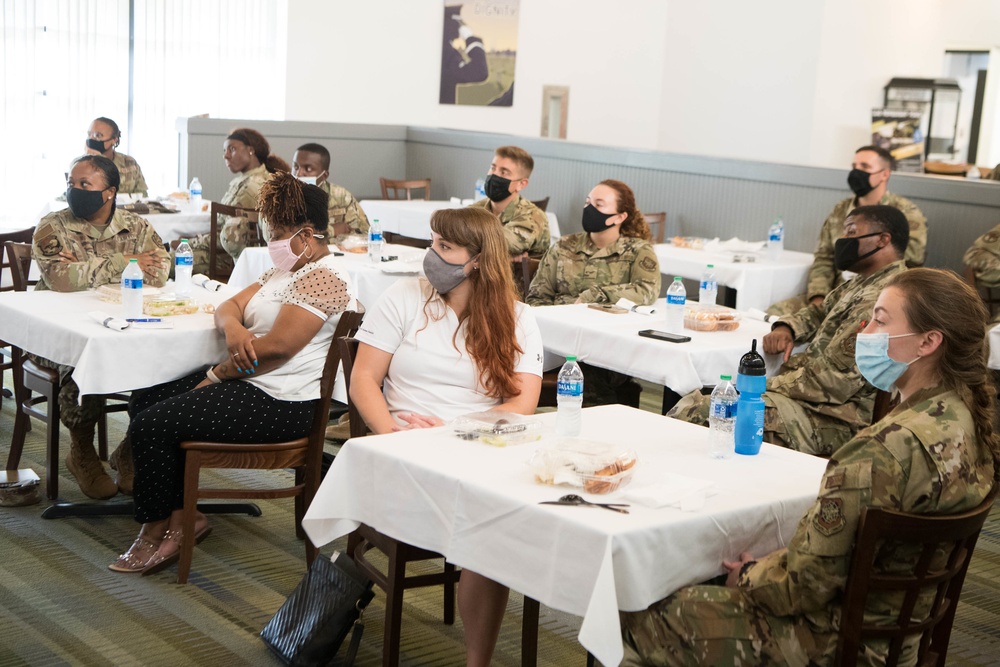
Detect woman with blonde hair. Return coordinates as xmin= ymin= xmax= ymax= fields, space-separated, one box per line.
xmin=621 ymin=267 xmax=998 ymax=666
xmin=350 ymin=206 xmax=543 ymax=665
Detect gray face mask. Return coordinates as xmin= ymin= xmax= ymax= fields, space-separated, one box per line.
xmin=422 ymin=248 xmax=475 ymax=294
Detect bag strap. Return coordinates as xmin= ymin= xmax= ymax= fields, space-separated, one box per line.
xmin=340 ymin=614 xmax=366 ymax=667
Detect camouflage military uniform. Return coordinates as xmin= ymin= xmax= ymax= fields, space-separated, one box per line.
xmin=112 ymin=152 xmax=148 ymax=197
xmin=671 ymin=261 xmax=906 ymax=456
xmin=621 ymin=385 xmax=994 ymax=667
xmin=322 ymin=180 xmax=369 ymax=244
xmin=31 ymin=208 xmax=169 ymax=430
xmin=987 ymin=164 xmax=1000 ymax=181
xmin=471 ymin=196 xmax=551 ymax=258
xmin=526 ymin=232 xmax=661 ymax=307
xmin=188 ymin=163 xmax=269 ymax=275
xmin=767 ymin=192 xmax=925 ymax=316
xmin=963 ymin=223 xmax=1000 ymax=287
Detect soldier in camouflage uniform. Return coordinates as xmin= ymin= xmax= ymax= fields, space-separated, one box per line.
xmin=621 ymin=268 xmax=997 ymax=667
xmin=32 ymin=155 xmax=169 ymax=499
xmin=962 ymin=221 xmax=1000 ymax=325
xmin=670 ymin=206 xmax=909 ymax=456
xmin=987 ymin=163 xmax=1000 ymax=181
xmin=290 ymin=143 xmax=369 ymax=244
xmin=767 ymin=146 xmax=926 ymax=317
xmin=470 ymin=145 xmax=551 ymax=258
xmin=528 ymin=180 xmax=660 ymax=404
xmin=85 ymin=117 xmax=148 ymax=196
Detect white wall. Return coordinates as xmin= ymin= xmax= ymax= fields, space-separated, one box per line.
xmin=284 ymin=0 xmax=1000 ymax=169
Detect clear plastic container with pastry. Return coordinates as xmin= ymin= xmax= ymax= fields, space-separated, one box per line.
xmin=683 ymin=303 xmax=741 ymax=331
xmin=530 ymin=440 xmax=638 ymax=494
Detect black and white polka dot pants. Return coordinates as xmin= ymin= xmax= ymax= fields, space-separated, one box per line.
xmin=128 ymin=371 xmax=316 ymax=524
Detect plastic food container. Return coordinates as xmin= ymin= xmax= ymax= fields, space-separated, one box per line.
xmin=97 ymin=286 xmax=199 ymax=316
xmin=670 ymin=236 xmax=706 ymax=250
xmin=339 ymin=235 xmax=369 ymax=254
xmin=529 ymin=440 xmax=638 ymax=494
xmin=452 ymin=411 xmax=543 ymax=447
xmin=684 ymin=303 xmax=741 ymax=331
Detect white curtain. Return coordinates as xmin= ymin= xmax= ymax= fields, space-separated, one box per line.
xmin=0 ymin=0 xmax=286 ymax=226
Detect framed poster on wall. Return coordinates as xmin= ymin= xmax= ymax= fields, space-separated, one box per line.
xmin=872 ymin=108 xmax=925 ymax=173
xmin=440 ymin=1 xmax=520 ymax=106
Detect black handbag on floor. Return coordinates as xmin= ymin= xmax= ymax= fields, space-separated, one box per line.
xmin=261 ymin=552 xmax=375 ymax=667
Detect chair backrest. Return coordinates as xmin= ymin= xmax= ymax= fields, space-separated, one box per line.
xmin=383 ymin=231 xmax=431 ymax=249
xmin=513 ymin=253 xmax=541 ymax=300
xmin=837 ymin=484 xmax=999 ymax=667
xmin=4 ymin=242 xmax=33 ymax=292
xmin=645 ymin=212 xmax=667 ymax=244
xmin=337 ymin=336 xmax=371 ymax=439
xmin=0 ymin=228 xmax=34 ymax=292
xmin=530 ymin=197 xmax=550 ymax=212
xmin=962 ymin=264 xmax=1000 ymax=318
xmin=209 ymin=201 xmax=261 ymax=281
xmin=379 ymin=177 xmax=432 ymax=201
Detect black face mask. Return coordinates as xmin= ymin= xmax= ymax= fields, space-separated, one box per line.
xmin=484 ymin=174 xmax=512 ymax=202
xmin=833 ymin=231 xmax=883 ymax=271
xmin=581 ymin=204 xmax=616 ymax=233
xmin=86 ymin=138 xmax=110 ymax=152
xmin=66 ymin=186 xmax=110 ymax=219
xmin=847 ymin=168 xmax=876 ymax=197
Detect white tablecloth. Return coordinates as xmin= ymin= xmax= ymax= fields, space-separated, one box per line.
xmin=0 ymin=285 xmax=233 ymax=396
xmin=229 ymin=245 xmax=425 ymax=310
xmin=38 ymin=199 xmax=211 ymax=244
xmin=531 ymin=301 xmax=783 ymax=394
xmin=360 ymin=199 xmax=561 ymax=242
xmin=302 ymin=404 xmax=827 ymax=666
xmin=654 ymin=244 xmax=813 ymax=311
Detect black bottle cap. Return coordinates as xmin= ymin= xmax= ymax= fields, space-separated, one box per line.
xmin=738 ymin=339 xmax=767 ymax=376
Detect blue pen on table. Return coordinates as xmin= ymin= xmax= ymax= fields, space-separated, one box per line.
xmin=126 ymin=318 xmax=162 ymax=322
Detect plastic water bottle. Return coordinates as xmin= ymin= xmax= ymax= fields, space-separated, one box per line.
xmin=556 ymin=356 xmax=584 ymax=437
xmin=368 ymin=218 xmax=383 ymax=263
xmin=121 ymin=258 xmax=144 ymax=320
xmin=189 ymin=177 xmax=202 ymax=208
xmin=175 ymin=238 xmax=193 ymax=297
xmin=709 ymin=375 xmax=738 ymax=459
xmin=735 ymin=340 xmax=767 ymax=455
xmin=475 ymin=178 xmax=487 ymax=201
xmin=699 ymin=264 xmax=717 ymax=306
xmin=766 ymin=217 xmax=784 ymax=261
xmin=666 ymin=276 xmax=686 ymax=334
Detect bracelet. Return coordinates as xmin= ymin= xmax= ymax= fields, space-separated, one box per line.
xmin=206 ymin=368 xmax=223 ymax=384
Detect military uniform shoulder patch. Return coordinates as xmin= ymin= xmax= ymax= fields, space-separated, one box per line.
xmin=35 ymin=225 xmax=62 ymax=256
xmin=639 ymin=255 xmax=658 ymax=271
xmin=814 ymin=497 xmax=847 ymax=536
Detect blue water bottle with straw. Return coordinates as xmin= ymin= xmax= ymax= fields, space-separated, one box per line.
xmin=735 ymin=339 xmax=767 ymax=455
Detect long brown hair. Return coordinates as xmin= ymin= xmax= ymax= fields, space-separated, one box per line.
xmin=227 ymin=127 xmax=290 ymax=174
xmin=887 ymin=268 xmax=999 ymax=472
xmin=600 ymin=179 xmax=651 ymax=241
xmin=428 ymin=207 xmax=522 ymax=399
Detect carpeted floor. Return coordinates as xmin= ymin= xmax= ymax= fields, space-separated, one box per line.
xmin=2 ymin=378 xmax=1000 ymax=666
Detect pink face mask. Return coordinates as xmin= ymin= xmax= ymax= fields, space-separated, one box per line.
xmin=267 ymin=229 xmax=308 ymax=271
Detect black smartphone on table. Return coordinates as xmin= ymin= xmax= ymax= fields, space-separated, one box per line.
xmin=638 ymin=329 xmax=691 ymax=343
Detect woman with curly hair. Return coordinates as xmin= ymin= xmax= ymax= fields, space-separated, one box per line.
xmin=109 ymin=172 xmax=355 ymax=575
xmin=349 ymin=206 xmax=543 ymax=665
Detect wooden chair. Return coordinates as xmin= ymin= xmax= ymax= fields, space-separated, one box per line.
xmin=530 ymin=197 xmax=550 ymax=212
xmin=0 ymin=228 xmax=34 ymax=411
xmin=379 ymin=177 xmax=432 ymax=201
xmin=510 ymin=253 xmax=541 ymax=301
xmin=5 ymin=241 xmax=129 ymax=498
xmin=923 ymin=161 xmax=969 ymax=178
xmin=963 ymin=265 xmax=1000 ymax=318
xmin=208 ymin=202 xmax=261 ymax=282
xmin=383 ymin=231 xmax=431 ymax=249
xmin=836 ymin=484 xmax=998 ymax=667
xmin=645 ymin=211 xmax=667 ymax=244
xmin=176 ymin=311 xmax=364 ymax=584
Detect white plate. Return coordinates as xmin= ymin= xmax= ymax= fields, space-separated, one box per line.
xmin=379 ymin=260 xmax=423 ymax=275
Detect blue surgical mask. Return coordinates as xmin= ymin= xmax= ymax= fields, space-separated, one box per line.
xmin=854 ymin=332 xmax=919 ymax=391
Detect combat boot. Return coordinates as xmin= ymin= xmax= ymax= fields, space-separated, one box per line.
xmin=66 ymin=426 xmax=118 ymax=499
xmin=108 ymin=436 xmax=134 ymax=495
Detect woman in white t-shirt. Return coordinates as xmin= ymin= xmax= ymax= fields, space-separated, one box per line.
xmin=109 ymin=172 xmax=356 ymax=575
xmin=351 ymin=206 xmax=543 ymax=666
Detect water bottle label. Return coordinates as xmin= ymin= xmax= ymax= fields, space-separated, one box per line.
xmin=699 ymin=280 xmax=716 ymax=290
xmin=176 ymin=255 xmax=193 ymax=266
xmin=370 ymin=232 xmax=383 ymax=242
xmin=769 ymin=232 xmax=781 ymax=242
xmin=123 ymin=278 xmax=142 ymax=289
xmin=710 ymin=401 xmax=737 ymax=419
xmin=666 ymin=294 xmax=685 ymax=306
xmin=557 ymin=380 xmax=583 ymax=397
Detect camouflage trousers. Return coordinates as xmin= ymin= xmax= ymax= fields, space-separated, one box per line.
xmin=28 ymin=355 xmax=103 ymax=432
xmin=619 ymin=585 xmax=834 ymax=666
xmin=667 ymin=389 xmax=854 ymax=457
xmin=184 ymin=232 xmax=235 ymax=278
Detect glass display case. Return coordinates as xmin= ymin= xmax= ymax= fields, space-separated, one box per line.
xmin=883 ymin=77 xmax=962 ymax=160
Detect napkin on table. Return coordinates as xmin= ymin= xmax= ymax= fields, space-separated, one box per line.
xmin=192 ymin=274 xmax=225 ymax=292
xmin=703 ymin=237 xmax=767 ymax=254
xmin=88 ymin=310 xmax=129 ymax=332
xmin=616 ymin=297 xmax=657 ymax=316
xmin=623 ymin=473 xmax=717 ymax=510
